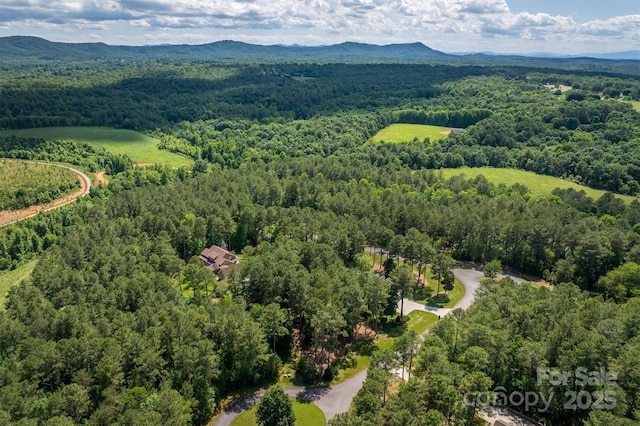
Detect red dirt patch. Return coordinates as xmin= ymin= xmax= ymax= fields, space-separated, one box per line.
xmin=95 ymin=171 xmax=108 ymax=186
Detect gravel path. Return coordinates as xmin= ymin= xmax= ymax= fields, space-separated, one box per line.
xmin=0 ymin=162 xmax=91 ymax=227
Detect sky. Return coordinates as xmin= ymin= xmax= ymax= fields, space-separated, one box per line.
xmin=0 ymin=0 xmax=638 ymax=54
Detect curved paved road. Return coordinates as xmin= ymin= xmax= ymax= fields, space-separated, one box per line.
xmin=212 ymin=267 xmax=486 ymax=426
xmin=0 ymin=162 xmax=91 ymax=227
xmin=397 ymin=268 xmax=482 ymax=317
xmin=212 ymin=370 xmax=368 ymax=426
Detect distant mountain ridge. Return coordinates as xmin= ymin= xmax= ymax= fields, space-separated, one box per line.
xmin=450 ymin=50 xmax=640 ymax=61
xmin=0 ymin=36 xmax=449 ymax=61
xmin=0 ymin=36 xmax=637 ymax=63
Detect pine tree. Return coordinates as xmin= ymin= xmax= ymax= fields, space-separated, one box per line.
xmin=256 ymin=386 xmax=295 ymax=426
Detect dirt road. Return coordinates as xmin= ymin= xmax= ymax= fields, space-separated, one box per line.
xmin=0 ymin=163 xmax=91 ymax=227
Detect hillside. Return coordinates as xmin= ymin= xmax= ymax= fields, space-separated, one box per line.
xmin=0 ymin=36 xmax=449 ymax=62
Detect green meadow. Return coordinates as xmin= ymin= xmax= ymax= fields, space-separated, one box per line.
xmin=631 ymin=101 xmax=640 ymax=112
xmin=0 ymin=127 xmax=193 ymax=167
xmin=231 ymin=399 xmax=325 ymax=426
xmin=438 ymin=167 xmax=638 ymax=203
xmin=371 ymin=123 xmax=452 ymax=143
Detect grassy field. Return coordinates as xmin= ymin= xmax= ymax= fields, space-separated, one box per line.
xmin=438 ymin=167 xmax=638 ymax=204
xmin=232 ymin=399 xmax=325 ymax=426
xmin=375 ymin=311 xmax=439 ymax=351
xmin=0 ymin=259 xmax=38 ymax=310
xmin=0 ymin=127 xmax=193 ymax=167
xmin=0 ymin=159 xmax=80 ymax=210
xmin=371 ymin=123 xmax=452 ymax=143
xmin=631 ymin=101 xmax=640 ymax=112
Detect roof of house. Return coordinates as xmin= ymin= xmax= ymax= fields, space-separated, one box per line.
xmin=199 ymin=245 xmax=239 ymax=277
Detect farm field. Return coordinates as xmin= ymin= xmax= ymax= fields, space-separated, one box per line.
xmin=370 ymin=123 xmax=452 ymax=143
xmin=231 ymin=399 xmax=325 ymax=426
xmin=0 ymin=259 xmax=38 ymax=311
xmin=0 ymin=127 xmax=193 ymax=167
xmin=438 ymin=167 xmax=638 ymax=203
xmin=0 ymin=159 xmax=80 ymax=210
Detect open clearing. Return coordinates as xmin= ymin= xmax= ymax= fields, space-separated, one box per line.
xmin=231 ymin=399 xmax=325 ymax=426
xmin=0 ymin=259 xmax=38 ymax=310
xmin=371 ymin=123 xmax=452 ymax=143
xmin=437 ymin=167 xmax=638 ymax=203
xmin=0 ymin=163 xmax=91 ymax=227
xmin=0 ymin=127 xmax=193 ymax=167
xmin=0 ymin=159 xmax=80 ymax=210
xmin=631 ymin=101 xmax=640 ymax=112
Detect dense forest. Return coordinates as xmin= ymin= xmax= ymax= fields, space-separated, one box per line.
xmin=330 ymin=278 xmax=640 ymax=426
xmin=0 ymin=55 xmax=639 ymax=425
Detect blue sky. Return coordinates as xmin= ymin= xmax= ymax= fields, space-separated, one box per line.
xmin=0 ymin=0 xmax=638 ymax=54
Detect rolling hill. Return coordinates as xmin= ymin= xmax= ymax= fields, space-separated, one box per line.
xmin=0 ymin=36 xmax=449 ymax=61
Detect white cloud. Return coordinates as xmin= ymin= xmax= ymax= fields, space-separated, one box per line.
xmin=0 ymin=0 xmax=637 ymax=53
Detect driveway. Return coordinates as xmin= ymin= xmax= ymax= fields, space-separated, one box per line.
xmin=211 ymin=371 xmax=367 ymax=426
xmin=211 ymin=264 xmax=524 ymax=425
xmin=398 ymin=298 xmax=451 ymax=318
xmin=398 ymin=268 xmax=483 ymax=316
xmin=450 ymin=268 xmax=484 ymax=310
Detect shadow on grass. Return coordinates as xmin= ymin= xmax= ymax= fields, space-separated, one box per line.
xmin=290 ymin=375 xmax=331 ymax=389
xmin=426 ymin=293 xmax=451 ymax=308
xmin=351 ymin=338 xmax=376 ymax=356
xmin=379 ymin=316 xmax=408 ymax=338
xmin=411 ymin=286 xmax=431 ymax=303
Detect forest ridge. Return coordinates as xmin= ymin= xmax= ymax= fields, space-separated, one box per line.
xmin=1 ymin=36 xmax=639 ymax=64
xmin=0 ymin=54 xmax=639 ymax=426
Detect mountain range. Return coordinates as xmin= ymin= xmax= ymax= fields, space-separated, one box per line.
xmin=0 ymin=36 xmax=448 ymax=61
xmin=0 ymin=36 xmax=637 ymax=62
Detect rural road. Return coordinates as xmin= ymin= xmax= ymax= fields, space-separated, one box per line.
xmin=0 ymin=162 xmax=92 ymax=227
xmin=211 ymin=266 xmax=486 ymax=426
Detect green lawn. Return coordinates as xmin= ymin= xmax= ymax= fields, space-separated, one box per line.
xmin=631 ymin=101 xmax=640 ymax=112
xmin=371 ymin=124 xmax=452 ymax=143
xmin=405 ymin=310 xmax=439 ymax=334
xmin=332 ymin=352 xmax=372 ymax=383
xmin=334 ymin=310 xmax=438 ymax=384
xmin=375 ymin=310 xmax=438 ymax=351
xmin=0 ymin=259 xmax=38 ymax=310
xmin=437 ymin=167 xmax=638 ymax=204
xmin=232 ymin=399 xmax=325 ymax=426
xmin=409 ymin=266 xmax=465 ymax=308
xmin=0 ymin=127 xmax=193 ymax=167
xmin=364 ymin=252 xmax=465 ymax=309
